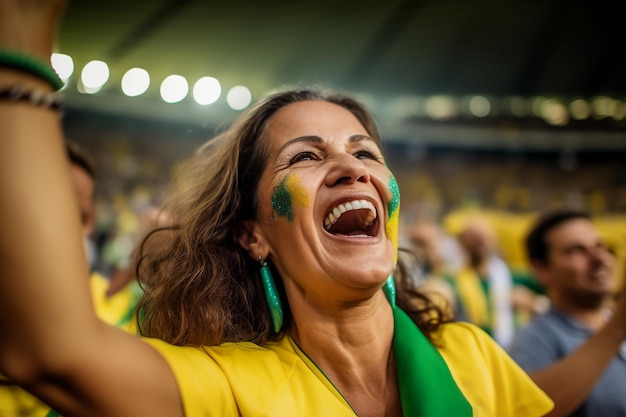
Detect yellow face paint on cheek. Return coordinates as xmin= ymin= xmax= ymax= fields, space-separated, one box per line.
xmin=385 ymin=175 xmax=400 ymax=264
xmin=271 ymin=173 xmax=309 ymax=222
xmin=285 ymin=174 xmax=309 ymax=208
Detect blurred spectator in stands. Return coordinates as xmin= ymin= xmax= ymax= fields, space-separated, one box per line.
xmin=65 ymin=140 xmax=98 ymax=270
xmin=508 ymin=209 xmax=626 ymax=417
xmin=65 ymin=141 xmax=142 ymax=328
xmin=407 ymin=218 xmax=461 ymax=315
xmin=0 ymin=141 xmax=142 ymax=417
xmin=446 ymin=217 xmax=517 ymax=348
xmin=106 ymin=205 xmax=170 ymax=297
xmin=410 ymin=218 xmax=448 ymax=278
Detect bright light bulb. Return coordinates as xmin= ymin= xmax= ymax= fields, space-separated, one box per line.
xmin=227 ymin=86 xmax=252 ymax=110
xmin=121 ymin=68 xmax=150 ymax=97
xmin=160 ymin=75 xmax=189 ymax=103
xmin=193 ymin=76 xmax=221 ymax=105
xmin=51 ymin=53 xmax=74 ymax=81
xmin=81 ymin=60 xmax=109 ymax=90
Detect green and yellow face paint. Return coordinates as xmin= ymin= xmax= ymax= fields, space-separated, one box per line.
xmin=271 ymin=173 xmax=309 ymax=222
xmin=385 ymin=174 xmax=400 ymax=264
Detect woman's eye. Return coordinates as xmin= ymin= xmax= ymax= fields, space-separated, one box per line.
xmin=354 ymin=150 xmax=381 ymax=161
xmin=289 ymin=151 xmax=317 ymax=165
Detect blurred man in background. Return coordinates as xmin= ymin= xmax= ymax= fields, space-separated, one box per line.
xmin=509 ymin=209 xmax=626 ymax=417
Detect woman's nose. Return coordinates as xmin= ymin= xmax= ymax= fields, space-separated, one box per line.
xmin=324 ymin=153 xmax=371 ymax=186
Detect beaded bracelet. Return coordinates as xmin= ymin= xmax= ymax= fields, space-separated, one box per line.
xmin=0 ymin=84 xmax=63 ymax=111
xmin=0 ymin=49 xmax=64 ymax=91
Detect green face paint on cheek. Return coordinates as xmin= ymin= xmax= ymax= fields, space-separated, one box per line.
xmin=385 ymin=175 xmax=401 ymax=263
xmin=271 ymin=174 xmax=309 ymax=222
xmin=387 ymin=175 xmax=400 ymax=216
xmin=271 ymin=180 xmax=293 ymax=221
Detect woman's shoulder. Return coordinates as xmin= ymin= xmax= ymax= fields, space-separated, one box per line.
xmin=141 ymin=335 xmax=299 ymax=372
xmin=433 ymin=321 xmax=511 ymax=369
xmin=143 ymin=336 xmax=275 ymax=357
xmin=139 ymin=336 xmax=356 ymax=417
xmin=436 ymin=321 xmax=494 ymax=345
xmin=434 ymin=322 xmax=554 ymax=417
xmin=140 ymin=336 xmax=302 ymax=416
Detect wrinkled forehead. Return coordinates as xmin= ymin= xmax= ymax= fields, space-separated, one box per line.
xmin=262 ymin=100 xmax=379 ymax=151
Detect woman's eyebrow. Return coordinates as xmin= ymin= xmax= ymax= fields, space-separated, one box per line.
xmin=349 ymin=134 xmax=375 ymax=143
xmin=276 ymin=134 xmax=375 ymax=156
xmin=277 ymin=135 xmax=322 ymax=155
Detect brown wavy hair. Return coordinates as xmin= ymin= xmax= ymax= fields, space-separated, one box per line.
xmin=136 ymin=88 xmax=450 ymax=347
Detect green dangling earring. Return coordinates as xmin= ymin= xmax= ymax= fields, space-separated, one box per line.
xmin=383 ymin=275 xmax=396 ymax=308
xmin=259 ymin=257 xmax=284 ymax=333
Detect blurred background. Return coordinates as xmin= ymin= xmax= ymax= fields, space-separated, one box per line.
xmin=54 ymin=0 xmax=626 ymax=284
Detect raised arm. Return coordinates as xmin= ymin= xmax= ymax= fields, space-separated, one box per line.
xmin=0 ymin=1 xmax=182 ymax=416
xmin=528 ymin=289 xmax=626 ymax=417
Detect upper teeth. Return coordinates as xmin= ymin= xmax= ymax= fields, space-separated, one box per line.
xmin=324 ymin=199 xmax=377 ymax=230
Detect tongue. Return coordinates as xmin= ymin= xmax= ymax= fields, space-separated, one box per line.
xmin=328 ymin=209 xmax=372 ymax=236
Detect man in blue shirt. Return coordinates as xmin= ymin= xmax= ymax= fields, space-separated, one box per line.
xmin=509 ymin=209 xmax=626 ymax=417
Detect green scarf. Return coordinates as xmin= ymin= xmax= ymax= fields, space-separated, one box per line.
xmin=393 ymin=306 xmax=473 ymax=416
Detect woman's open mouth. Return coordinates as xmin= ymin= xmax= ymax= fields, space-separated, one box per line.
xmin=323 ymin=199 xmax=378 ymax=237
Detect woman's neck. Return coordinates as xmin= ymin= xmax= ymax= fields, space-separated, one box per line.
xmin=288 ymin=291 xmax=399 ymax=416
xmin=290 ymin=291 xmax=393 ymax=357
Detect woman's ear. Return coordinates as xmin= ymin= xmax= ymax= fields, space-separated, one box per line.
xmin=234 ymin=220 xmax=266 ymax=259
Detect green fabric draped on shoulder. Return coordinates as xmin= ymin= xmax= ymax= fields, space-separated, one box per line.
xmin=393 ymin=306 xmax=473 ymax=416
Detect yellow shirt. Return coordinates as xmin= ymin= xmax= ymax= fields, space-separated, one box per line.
xmin=145 ymin=321 xmax=553 ymax=417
